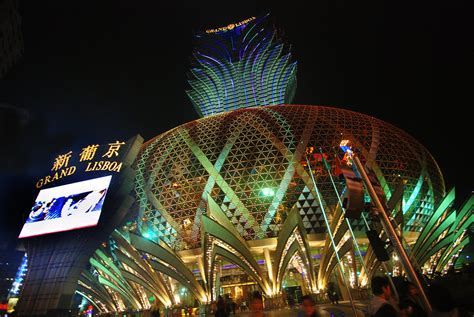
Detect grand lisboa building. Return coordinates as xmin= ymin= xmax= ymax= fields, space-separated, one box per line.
xmin=16 ymin=14 xmax=472 ymax=315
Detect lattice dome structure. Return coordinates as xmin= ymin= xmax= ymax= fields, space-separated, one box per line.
xmin=134 ymin=105 xmax=445 ymax=251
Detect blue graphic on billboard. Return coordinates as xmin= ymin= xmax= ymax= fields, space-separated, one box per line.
xmin=19 ymin=175 xmax=112 ymax=238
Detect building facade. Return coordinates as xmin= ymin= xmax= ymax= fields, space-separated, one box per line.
xmin=14 ymin=14 xmax=473 ymax=316
xmin=0 ymin=0 xmax=23 ymax=78
xmin=135 ymin=105 xmax=445 ymax=250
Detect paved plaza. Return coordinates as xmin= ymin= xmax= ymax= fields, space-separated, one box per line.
xmin=234 ymin=302 xmax=367 ymax=317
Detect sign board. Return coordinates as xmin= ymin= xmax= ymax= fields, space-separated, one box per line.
xmin=18 ymin=176 xmax=112 ymax=238
xmin=15 ymin=135 xmax=143 ymax=316
xmin=19 ymin=139 xmax=133 ymax=238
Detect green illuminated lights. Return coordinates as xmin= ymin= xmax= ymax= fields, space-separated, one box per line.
xmin=134 ymin=105 xmax=445 ymax=248
xmin=260 ymin=188 xmax=275 ymax=197
xmin=186 ymin=14 xmax=297 ymax=117
xmin=143 ymin=232 xmax=154 ymax=239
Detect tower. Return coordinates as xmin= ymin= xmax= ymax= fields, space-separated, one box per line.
xmin=186 ymin=13 xmax=297 ymax=117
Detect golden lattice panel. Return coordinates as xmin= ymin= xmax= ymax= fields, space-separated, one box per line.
xmin=134 ymin=105 xmax=445 ymax=250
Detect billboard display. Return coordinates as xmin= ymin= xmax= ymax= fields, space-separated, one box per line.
xmin=18 ymin=175 xmax=112 ymax=238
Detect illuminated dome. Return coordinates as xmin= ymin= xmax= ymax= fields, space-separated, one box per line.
xmin=134 ymin=105 xmax=445 ymax=250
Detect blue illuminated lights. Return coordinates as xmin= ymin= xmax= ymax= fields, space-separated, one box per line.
xmin=8 ymin=253 xmax=28 ymax=298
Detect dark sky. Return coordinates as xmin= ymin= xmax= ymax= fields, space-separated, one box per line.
xmin=0 ymin=1 xmax=471 ymax=249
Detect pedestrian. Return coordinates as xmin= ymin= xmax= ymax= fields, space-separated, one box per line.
xmin=226 ymin=297 xmax=233 ymax=316
xmin=368 ymin=276 xmax=398 ymax=317
xmin=250 ymin=291 xmax=264 ymax=317
xmin=428 ymin=283 xmax=469 ymax=317
xmin=399 ymin=281 xmax=427 ymax=317
xmin=241 ymin=300 xmax=247 ymax=311
xmin=232 ymin=300 xmax=237 ymax=315
xmin=288 ymin=295 xmax=295 ymax=308
xmin=327 ymin=282 xmax=338 ymax=305
xmin=327 ymin=283 xmax=339 ymax=305
xmin=216 ymin=296 xmax=228 ymax=317
xmin=326 ymin=289 xmax=334 ymax=304
xmin=332 ymin=290 xmax=339 ymax=305
xmin=298 ymin=295 xmax=320 ymax=317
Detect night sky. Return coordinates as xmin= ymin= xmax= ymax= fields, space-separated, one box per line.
xmin=0 ymin=1 xmax=471 ymax=251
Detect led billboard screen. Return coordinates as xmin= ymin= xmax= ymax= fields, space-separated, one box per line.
xmin=18 ymin=175 xmax=112 ymax=238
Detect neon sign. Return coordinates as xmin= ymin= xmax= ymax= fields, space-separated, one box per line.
xmin=35 ymin=140 xmax=126 ymax=189
xmin=205 ymin=17 xmax=256 ymax=34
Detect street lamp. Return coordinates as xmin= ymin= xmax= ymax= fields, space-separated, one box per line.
xmin=339 ymin=140 xmax=432 ymax=313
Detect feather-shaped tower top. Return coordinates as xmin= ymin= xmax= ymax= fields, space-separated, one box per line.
xmin=187 ymin=13 xmax=297 ymax=117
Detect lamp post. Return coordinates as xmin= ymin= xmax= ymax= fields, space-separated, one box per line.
xmin=351 ymin=155 xmax=432 ymax=314
xmin=305 ymin=157 xmax=359 ymax=317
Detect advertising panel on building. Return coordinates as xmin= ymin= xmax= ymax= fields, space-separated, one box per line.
xmin=18 ymin=175 xmax=112 ymax=238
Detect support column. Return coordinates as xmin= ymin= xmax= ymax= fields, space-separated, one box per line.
xmin=263 ymin=248 xmax=274 ymax=294
xmin=197 ymin=256 xmax=207 ymax=284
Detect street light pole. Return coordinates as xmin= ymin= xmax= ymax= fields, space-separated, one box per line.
xmin=305 ymin=157 xmax=360 ymax=317
xmin=352 ymin=155 xmax=432 ymax=314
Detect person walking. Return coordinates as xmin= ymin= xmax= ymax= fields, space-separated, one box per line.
xmin=250 ymin=291 xmax=265 ymax=317
xmin=215 ymin=296 xmax=228 ymax=317
xmin=231 ymin=300 xmax=236 ymax=315
xmin=399 ymin=281 xmax=427 ymax=317
xmin=327 ymin=283 xmax=339 ymax=305
xmin=226 ymin=297 xmax=233 ymax=316
xmin=332 ymin=290 xmax=339 ymax=305
xmin=298 ymin=295 xmax=320 ymax=317
xmin=368 ymin=276 xmax=398 ymax=317
xmin=428 ymin=283 xmax=470 ymax=317
xmin=326 ymin=288 xmax=334 ymax=304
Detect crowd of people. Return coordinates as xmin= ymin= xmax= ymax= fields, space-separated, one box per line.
xmin=210 ymin=277 xmax=470 ymax=317
xmin=214 ymin=295 xmax=238 ymax=317
xmin=151 ymin=277 xmax=470 ymax=317
xmin=212 ymin=291 xmax=320 ymax=317
xmin=368 ymin=276 xmax=471 ymax=317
